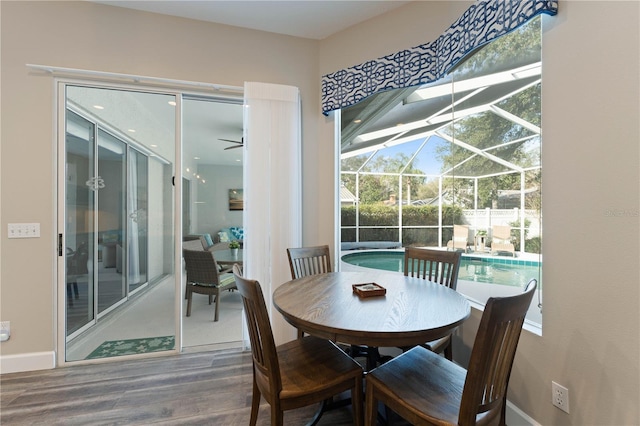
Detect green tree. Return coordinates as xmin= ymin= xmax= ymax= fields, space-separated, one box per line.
xmin=415 ymin=178 xmax=439 ymax=201
xmin=341 ymin=152 xmax=426 ymax=204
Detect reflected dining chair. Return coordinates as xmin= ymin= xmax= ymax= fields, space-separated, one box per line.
xmin=182 ymin=249 xmax=236 ymax=322
xmin=365 ymin=279 xmax=537 ymax=426
xmin=232 ymin=265 xmax=364 ymax=426
xmin=66 ymin=241 xmax=89 ymax=307
xmin=404 ymin=247 xmax=462 ymax=360
xmin=286 ymin=245 xmax=332 ymax=339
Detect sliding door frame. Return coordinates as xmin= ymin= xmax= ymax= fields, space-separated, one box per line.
xmin=56 ymin=79 xmax=183 ymax=365
xmin=54 ymin=73 xmax=245 ymax=366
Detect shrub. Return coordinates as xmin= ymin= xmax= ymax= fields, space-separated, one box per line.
xmin=340 ymin=204 xmax=464 ymax=245
xmin=525 ymin=237 xmax=541 ymax=254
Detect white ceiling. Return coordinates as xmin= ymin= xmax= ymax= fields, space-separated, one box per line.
xmin=183 ymin=98 xmax=245 ymax=167
xmin=90 ymin=0 xmax=410 ymax=40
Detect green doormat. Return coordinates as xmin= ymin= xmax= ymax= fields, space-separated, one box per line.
xmin=85 ymin=336 xmax=175 ymax=359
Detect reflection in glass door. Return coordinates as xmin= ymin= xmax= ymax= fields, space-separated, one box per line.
xmin=63 ymin=85 xmax=176 ymax=362
xmin=128 ymin=147 xmax=148 ymax=295
xmin=97 ymin=129 xmax=127 ymax=316
xmin=65 ymin=110 xmax=96 ymax=336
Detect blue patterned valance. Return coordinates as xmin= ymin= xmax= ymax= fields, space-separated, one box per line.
xmin=321 ymin=0 xmax=558 ymax=115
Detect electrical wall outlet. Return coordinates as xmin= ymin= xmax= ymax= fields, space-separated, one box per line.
xmin=552 ymin=381 xmax=570 ymax=413
xmin=0 ymin=321 xmax=10 ymax=342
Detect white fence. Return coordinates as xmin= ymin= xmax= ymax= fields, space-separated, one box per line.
xmin=461 ymin=208 xmax=541 ymax=238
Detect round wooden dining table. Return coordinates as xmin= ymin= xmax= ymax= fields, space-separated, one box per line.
xmin=273 ymin=271 xmax=471 ymax=348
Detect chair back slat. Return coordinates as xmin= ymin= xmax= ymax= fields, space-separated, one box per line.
xmin=287 ymin=245 xmax=332 ymax=279
xmin=404 ymin=247 xmax=461 ymax=289
xmin=458 ymin=279 xmax=537 ymax=425
xmin=232 ymin=265 xmax=282 ymax=397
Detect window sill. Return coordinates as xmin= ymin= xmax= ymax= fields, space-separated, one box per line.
xmin=464 ymin=293 xmax=542 ymax=337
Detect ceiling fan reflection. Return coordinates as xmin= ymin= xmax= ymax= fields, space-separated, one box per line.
xmin=219 ymin=138 xmax=243 ymax=150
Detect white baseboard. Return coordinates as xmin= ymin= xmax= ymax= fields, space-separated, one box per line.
xmin=506 ymin=400 xmax=542 ymax=426
xmin=0 ymin=351 xmax=56 ymax=374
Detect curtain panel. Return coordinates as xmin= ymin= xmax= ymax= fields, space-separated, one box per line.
xmin=243 ymin=82 xmax=302 ymax=345
xmin=321 ymin=0 xmax=558 ymax=115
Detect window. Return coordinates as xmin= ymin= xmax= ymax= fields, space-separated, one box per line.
xmin=338 ymin=17 xmax=543 ymax=329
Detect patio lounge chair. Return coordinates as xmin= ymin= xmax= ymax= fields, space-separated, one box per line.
xmin=491 ymin=225 xmax=516 ymax=257
xmin=183 ymin=249 xmax=237 ymax=321
xmin=446 ymin=224 xmax=469 ymax=253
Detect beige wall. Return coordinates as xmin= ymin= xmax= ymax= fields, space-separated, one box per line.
xmin=320 ymin=1 xmax=640 ymax=424
xmin=0 ymin=0 xmax=321 ymax=354
xmin=1 ymin=0 xmax=638 ymax=424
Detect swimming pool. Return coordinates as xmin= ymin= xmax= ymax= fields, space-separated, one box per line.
xmin=341 ymin=250 xmax=541 ymax=288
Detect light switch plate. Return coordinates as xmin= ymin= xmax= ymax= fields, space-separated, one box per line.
xmin=8 ymin=223 xmax=40 ymax=238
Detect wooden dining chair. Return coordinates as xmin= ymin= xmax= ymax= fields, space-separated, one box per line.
xmin=404 ymin=247 xmax=462 ymax=360
xmin=287 ymin=245 xmax=332 ymax=279
xmin=232 ymin=265 xmax=364 ymax=426
xmin=182 ymin=249 xmax=237 ymax=322
xmin=286 ymin=245 xmax=332 ymax=339
xmin=365 ymin=279 xmax=537 ymax=426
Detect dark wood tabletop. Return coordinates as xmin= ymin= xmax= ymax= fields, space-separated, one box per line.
xmin=273 ymin=271 xmax=470 ymax=348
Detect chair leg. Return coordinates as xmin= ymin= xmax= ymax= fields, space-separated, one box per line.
xmin=214 ymin=290 xmax=220 ymax=322
xmin=296 ymin=328 xmax=304 ymax=339
xmin=499 ymin=395 xmax=507 ymax=426
xmin=66 ymin=283 xmax=73 ymax=307
xmin=249 ymin=375 xmax=260 ymax=426
xmin=366 ymin=347 xmax=389 ymax=370
xmin=352 ymin=375 xmax=364 ymax=426
xmin=365 ymin=380 xmax=377 ymax=426
xmin=271 ymin=411 xmax=284 ymax=426
xmin=444 ymin=340 xmax=453 ymax=361
xmin=271 ymin=403 xmax=284 ymax=426
xmin=186 ymin=287 xmax=193 ymax=317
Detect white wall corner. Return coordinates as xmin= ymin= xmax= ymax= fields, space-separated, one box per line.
xmin=0 ymin=351 xmax=56 ymax=374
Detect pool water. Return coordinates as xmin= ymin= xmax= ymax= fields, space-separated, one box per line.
xmin=341 ymin=251 xmax=541 ymax=288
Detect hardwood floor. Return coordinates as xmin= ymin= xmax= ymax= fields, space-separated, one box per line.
xmin=1 ymin=349 xmax=361 ymax=425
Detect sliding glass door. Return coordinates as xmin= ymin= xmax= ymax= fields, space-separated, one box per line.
xmin=65 ymin=110 xmax=97 ymax=336
xmin=62 ymin=84 xmax=176 ymax=361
